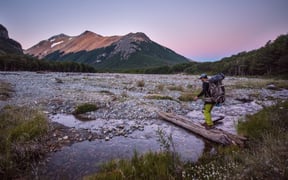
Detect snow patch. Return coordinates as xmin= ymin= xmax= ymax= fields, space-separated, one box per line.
xmin=51 ymin=41 xmax=64 ymax=48
xmin=50 ymin=38 xmax=55 ymax=42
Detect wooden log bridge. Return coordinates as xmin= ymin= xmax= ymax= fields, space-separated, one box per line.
xmin=158 ymin=111 xmax=247 ymax=146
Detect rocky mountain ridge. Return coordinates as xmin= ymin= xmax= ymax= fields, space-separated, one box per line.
xmin=0 ymin=24 xmax=23 ymax=55
xmin=25 ymin=31 xmax=189 ymax=69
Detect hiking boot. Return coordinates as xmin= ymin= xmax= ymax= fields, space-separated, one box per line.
xmin=201 ymin=122 xmax=214 ymax=130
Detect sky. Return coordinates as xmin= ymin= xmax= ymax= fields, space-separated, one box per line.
xmin=1 ymin=0 xmax=287 ymax=62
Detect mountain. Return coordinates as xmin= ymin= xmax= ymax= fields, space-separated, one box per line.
xmin=25 ymin=31 xmax=190 ymax=69
xmin=0 ymin=24 xmax=23 ymax=55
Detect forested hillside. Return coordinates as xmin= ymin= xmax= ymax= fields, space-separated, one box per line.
xmin=139 ymin=34 xmax=288 ymax=78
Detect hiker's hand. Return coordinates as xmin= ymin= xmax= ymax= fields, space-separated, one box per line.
xmin=193 ymin=96 xmax=198 ymax=101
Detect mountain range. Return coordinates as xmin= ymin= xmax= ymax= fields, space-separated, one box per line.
xmin=25 ymin=31 xmax=190 ymax=69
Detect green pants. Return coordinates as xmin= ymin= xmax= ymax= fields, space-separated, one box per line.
xmin=203 ymin=103 xmax=214 ymax=126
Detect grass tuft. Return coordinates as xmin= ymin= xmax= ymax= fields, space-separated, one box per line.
xmin=73 ymin=103 xmax=98 ymax=115
xmin=178 ymin=92 xmax=195 ymax=101
xmin=0 ymin=80 xmax=14 ymax=101
xmin=136 ymin=80 xmax=145 ymax=87
xmin=167 ymin=85 xmax=184 ymax=92
xmin=145 ymin=94 xmax=175 ymax=101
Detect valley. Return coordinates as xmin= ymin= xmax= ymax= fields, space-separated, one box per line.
xmin=1 ymin=71 xmax=288 ymax=178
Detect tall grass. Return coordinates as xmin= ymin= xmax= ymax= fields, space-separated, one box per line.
xmin=85 ymin=129 xmax=182 ymax=180
xmin=0 ymin=105 xmax=48 ymax=178
xmin=0 ymin=80 xmax=14 ymax=100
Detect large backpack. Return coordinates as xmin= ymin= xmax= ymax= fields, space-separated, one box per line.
xmin=207 ymin=73 xmax=225 ymax=104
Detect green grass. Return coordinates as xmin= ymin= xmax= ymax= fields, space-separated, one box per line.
xmin=0 ymin=105 xmax=48 ymax=178
xmin=73 ymin=103 xmax=98 ymax=115
xmin=85 ymin=129 xmax=181 ymax=180
xmin=84 ymin=100 xmax=288 ymax=179
xmin=178 ymin=92 xmax=196 ymax=102
xmin=145 ymin=94 xmax=175 ymax=101
xmin=230 ymin=79 xmax=288 ymax=90
xmin=85 ymin=151 xmax=180 ymax=180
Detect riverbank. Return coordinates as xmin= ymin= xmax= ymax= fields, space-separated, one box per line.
xmin=86 ymin=100 xmax=288 ymax=179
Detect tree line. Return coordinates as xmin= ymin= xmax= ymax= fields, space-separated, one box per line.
xmin=0 ymin=54 xmax=96 ymax=72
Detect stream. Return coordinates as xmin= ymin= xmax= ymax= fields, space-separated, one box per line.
xmin=37 ymin=115 xmax=204 ymax=179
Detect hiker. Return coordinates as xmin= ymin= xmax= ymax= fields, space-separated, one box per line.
xmin=194 ymin=73 xmax=215 ymax=129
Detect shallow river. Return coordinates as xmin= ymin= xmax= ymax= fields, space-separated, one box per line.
xmin=37 ymin=115 xmax=204 ymax=179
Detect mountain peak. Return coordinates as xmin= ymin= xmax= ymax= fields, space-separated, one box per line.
xmin=0 ymin=24 xmax=9 ymax=39
xmin=48 ymin=33 xmax=69 ymax=41
xmin=0 ymin=24 xmax=23 ymax=54
xmin=126 ymin=32 xmax=151 ymax=42
xmin=81 ymin=30 xmax=102 ymax=37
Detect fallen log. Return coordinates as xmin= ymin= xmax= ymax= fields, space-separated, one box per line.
xmin=158 ymin=111 xmax=247 ymax=146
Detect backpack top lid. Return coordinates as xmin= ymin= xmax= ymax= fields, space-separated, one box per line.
xmin=209 ymin=73 xmax=225 ymax=83
xmin=199 ymin=73 xmax=208 ymax=79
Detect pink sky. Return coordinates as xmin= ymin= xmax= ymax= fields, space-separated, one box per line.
xmin=1 ymin=0 xmax=287 ymax=61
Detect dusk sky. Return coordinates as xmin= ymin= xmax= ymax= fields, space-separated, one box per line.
xmin=1 ymin=0 xmax=287 ymax=61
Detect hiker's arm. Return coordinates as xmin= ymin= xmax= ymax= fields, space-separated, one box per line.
xmin=194 ymin=82 xmax=208 ymax=100
xmin=198 ymin=82 xmax=209 ymax=97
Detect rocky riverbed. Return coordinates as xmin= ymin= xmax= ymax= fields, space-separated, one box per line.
xmin=1 ymin=71 xmax=288 ymax=179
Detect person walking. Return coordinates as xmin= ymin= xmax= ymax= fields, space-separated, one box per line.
xmin=194 ymin=74 xmax=215 ymax=129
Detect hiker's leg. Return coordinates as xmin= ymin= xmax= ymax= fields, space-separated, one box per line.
xmin=203 ymin=103 xmax=214 ymax=126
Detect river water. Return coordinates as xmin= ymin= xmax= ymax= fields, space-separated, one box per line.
xmin=37 ymin=115 xmax=204 ymax=179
